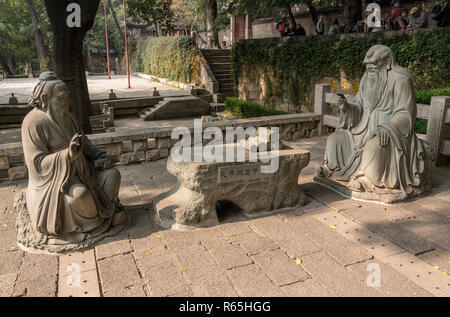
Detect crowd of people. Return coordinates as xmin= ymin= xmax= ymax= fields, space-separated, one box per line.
xmin=276 ymin=0 xmax=450 ymax=37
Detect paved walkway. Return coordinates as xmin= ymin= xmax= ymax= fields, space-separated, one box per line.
xmin=1 ymin=136 xmax=450 ymax=297
xmin=0 ymin=75 xmax=186 ymax=104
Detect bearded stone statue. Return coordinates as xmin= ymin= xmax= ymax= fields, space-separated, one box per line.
xmin=15 ymin=72 xmax=127 ymax=253
xmin=315 ymin=45 xmax=432 ymax=203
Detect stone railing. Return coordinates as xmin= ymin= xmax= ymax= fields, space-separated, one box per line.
xmin=0 ymin=113 xmax=320 ymax=182
xmin=314 ymin=84 xmax=450 ymax=167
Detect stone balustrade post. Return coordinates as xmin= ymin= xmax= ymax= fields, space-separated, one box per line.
xmin=314 ymin=84 xmax=331 ymax=136
xmin=426 ymin=96 xmax=450 ymax=166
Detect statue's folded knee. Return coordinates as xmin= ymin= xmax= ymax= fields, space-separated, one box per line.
xmin=66 ymin=184 xmax=97 ymax=217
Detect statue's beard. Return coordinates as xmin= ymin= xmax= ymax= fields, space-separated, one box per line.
xmin=362 ymin=67 xmax=389 ymax=110
xmin=47 ymin=103 xmax=72 ymax=135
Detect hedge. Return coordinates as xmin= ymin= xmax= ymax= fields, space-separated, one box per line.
xmin=416 ymin=87 xmax=450 ymax=104
xmin=224 ymin=97 xmax=291 ymax=118
xmin=135 ymin=36 xmax=201 ymax=84
xmin=231 ymin=28 xmax=450 ymax=112
xmin=414 ymin=87 xmax=450 ymax=134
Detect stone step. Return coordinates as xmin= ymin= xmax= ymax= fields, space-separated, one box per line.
xmin=215 ymin=74 xmax=233 ymax=81
xmin=201 ymin=49 xmax=231 ymax=57
xmin=205 ymin=56 xmax=231 ymax=63
xmin=140 ymin=96 xmax=210 ymax=121
xmin=219 ymin=82 xmax=235 ymax=90
xmin=210 ymin=64 xmax=232 ymax=72
xmin=217 ymin=79 xmax=234 ymax=85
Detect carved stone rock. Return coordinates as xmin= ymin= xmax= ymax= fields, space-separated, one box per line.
xmin=155 ymin=143 xmax=311 ymax=230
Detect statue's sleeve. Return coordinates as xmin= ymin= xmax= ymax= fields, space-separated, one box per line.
xmin=337 ymin=95 xmax=362 ymax=130
xmin=21 ymin=120 xmax=72 ymax=235
xmin=83 ymin=137 xmax=104 ymax=162
xmin=380 ymin=75 xmax=415 ymax=148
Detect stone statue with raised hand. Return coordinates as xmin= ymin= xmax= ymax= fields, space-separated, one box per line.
xmin=315 ymin=45 xmax=432 ymax=203
xmin=15 ymin=72 xmax=127 ymax=253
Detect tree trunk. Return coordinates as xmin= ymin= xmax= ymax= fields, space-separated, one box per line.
xmin=342 ymin=0 xmax=362 ymax=26
xmin=306 ymin=3 xmax=319 ymax=33
xmin=286 ymin=3 xmax=297 ymax=30
xmin=26 ymin=0 xmax=50 ymax=73
xmin=107 ymin=0 xmax=124 ymax=41
xmin=206 ymin=0 xmax=218 ymax=48
xmin=0 ymin=55 xmax=14 ymax=76
xmin=43 ymin=0 xmax=100 ymax=134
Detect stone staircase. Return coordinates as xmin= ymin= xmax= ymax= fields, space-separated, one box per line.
xmin=138 ymin=96 xmax=210 ymax=121
xmin=201 ymin=49 xmax=235 ymax=102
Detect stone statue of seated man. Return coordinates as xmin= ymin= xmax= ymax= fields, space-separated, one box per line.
xmin=315 ymin=45 xmax=431 ymax=203
xmin=16 ymin=72 xmax=126 ymax=252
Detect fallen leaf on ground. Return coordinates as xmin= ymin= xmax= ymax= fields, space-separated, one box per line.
xmin=296 ymin=258 xmax=302 ymax=265
xmin=329 ymin=225 xmax=337 ymax=230
xmin=225 ymin=237 xmax=230 ymax=241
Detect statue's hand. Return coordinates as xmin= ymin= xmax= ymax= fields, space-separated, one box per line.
xmin=376 ymin=127 xmax=390 ymax=147
xmin=68 ymin=133 xmax=83 ymax=162
xmin=337 ymin=94 xmax=348 ymax=113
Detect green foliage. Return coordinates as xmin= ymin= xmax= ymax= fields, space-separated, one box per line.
xmin=0 ymin=0 xmax=51 ymax=75
xmin=414 ymin=119 xmax=428 ymax=134
xmin=135 ymin=36 xmax=201 ymax=84
xmin=415 ymin=87 xmax=450 ymax=104
xmin=127 ymin=0 xmax=174 ymax=29
xmin=224 ymin=97 xmax=291 ymax=118
xmin=413 ymin=87 xmax=450 ymax=134
xmin=85 ymin=0 xmax=125 ymax=58
xmin=232 ymin=29 xmax=450 ymax=112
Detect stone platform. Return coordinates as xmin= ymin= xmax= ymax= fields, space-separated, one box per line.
xmin=155 ymin=143 xmax=310 ymax=230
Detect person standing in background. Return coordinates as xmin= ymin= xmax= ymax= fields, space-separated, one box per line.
xmin=316 ymin=15 xmax=325 ymax=35
xmin=391 ymin=0 xmax=405 ymax=29
xmin=407 ymin=6 xmax=428 ymax=29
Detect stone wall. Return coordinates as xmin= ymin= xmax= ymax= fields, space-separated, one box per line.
xmin=0 ymin=113 xmax=320 ymax=182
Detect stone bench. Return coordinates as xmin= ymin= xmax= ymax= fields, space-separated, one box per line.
xmin=154 ymin=143 xmax=311 ymax=230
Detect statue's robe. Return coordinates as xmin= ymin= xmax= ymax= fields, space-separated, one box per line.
xmin=22 ymin=108 xmax=117 ymax=243
xmin=324 ymin=69 xmax=426 ymax=192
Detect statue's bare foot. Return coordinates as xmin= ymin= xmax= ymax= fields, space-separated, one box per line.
xmin=358 ymin=176 xmax=375 ymax=193
xmin=316 ymin=163 xmax=333 ymax=178
xmin=348 ymin=177 xmax=364 ymax=192
xmin=112 ymin=211 xmax=127 ymax=226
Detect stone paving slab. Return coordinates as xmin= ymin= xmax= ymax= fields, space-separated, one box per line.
xmin=142 ymin=259 xmax=191 ymax=297
xmin=103 ymin=284 xmax=146 ymax=297
xmin=0 ymin=273 xmax=16 ymax=297
xmin=341 ymin=206 xmax=437 ymax=255
xmin=252 ymin=250 xmax=310 ymax=286
xmin=249 ymin=215 xmax=322 ymax=259
xmin=97 ymin=254 xmax=142 ymax=294
xmin=380 ymin=252 xmax=450 ymax=297
xmin=289 ymin=214 xmax=373 ymax=266
xmin=58 ymin=269 xmax=100 ymax=297
xmin=208 ymin=243 xmax=254 ymax=270
xmin=226 ymin=264 xmax=284 ymax=297
xmin=315 ymin=211 xmax=404 ymax=259
xmin=280 ymin=279 xmax=333 ymax=297
xmin=12 ymin=253 xmax=58 ymax=297
xmin=348 ymin=261 xmax=432 ymax=297
xmin=299 ymin=251 xmax=382 ymax=297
